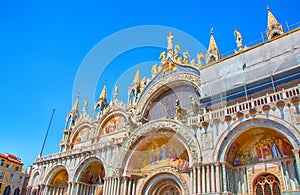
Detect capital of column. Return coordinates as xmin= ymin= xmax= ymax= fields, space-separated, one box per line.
xmin=293 ymin=149 xmax=300 ymax=154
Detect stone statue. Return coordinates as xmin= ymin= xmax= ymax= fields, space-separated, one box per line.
xmin=167 ymin=32 xmax=174 ymax=52
xmin=183 ymin=51 xmax=190 ymax=64
xmin=190 ymin=59 xmax=196 ymax=66
xmin=113 ymin=84 xmax=118 ymax=101
xmin=234 ymin=29 xmax=243 ymax=51
xmin=83 ymin=98 xmax=88 ymax=114
xmin=190 ymin=96 xmax=198 ymax=115
xmin=173 ymin=44 xmax=180 ymax=59
xmin=197 ymin=53 xmax=204 ymax=68
xmin=151 ymin=64 xmax=159 ymax=77
xmin=159 ymin=51 xmax=167 ymax=64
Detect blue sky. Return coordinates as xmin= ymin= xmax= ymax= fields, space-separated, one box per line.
xmin=0 ymin=0 xmax=299 ymax=168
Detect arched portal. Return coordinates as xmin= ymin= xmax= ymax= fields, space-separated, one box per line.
xmin=47 ymin=169 xmax=68 ymax=195
xmin=73 ymin=157 xmax=106 ymax=195
xmin=79 ymin=161 xmax=105 ymax=185
xmin=140 ymin=171 xmax=188 ymax=195
xmin=226 ymin=127 xmax=293 ymax=166
xmin=126 ymin=132 xmax=189 ymax=176
xmin=253 ymin=173 xmax=281 ymax=195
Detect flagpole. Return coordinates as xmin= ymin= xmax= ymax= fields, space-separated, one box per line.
xmin=39 ymin=108 xmax=55 ymax=158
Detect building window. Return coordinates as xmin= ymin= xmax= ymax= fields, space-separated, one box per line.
xmin=18 ymin=176 xmax=22 ymax=184
xmin=0 ymin=172 xmax=5 ymax=180
xmin=15 ymin=167 xmax=19 ymax=171
xmin=0 ymin=182 xmax=2 ymax=189
xmin=8 ymin=174 xmax=13 ymax=182
xmin=6 ymin=164 xmax=10 ymax=168
xmin=254 ymin=174 xmax=281 ymax=195
xmin=0 ymin=160 xmax=4 ymax=166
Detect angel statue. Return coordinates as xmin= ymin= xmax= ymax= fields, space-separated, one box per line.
xmin=173 ymin=44 xmax=180 ymax=59
xmin=197 ymin=53 xmax=204 ymax=68
xmin=183 ymin=51 xmax=190 ymax=64
xmin=159 ymin=51 xmax=167 ymax=64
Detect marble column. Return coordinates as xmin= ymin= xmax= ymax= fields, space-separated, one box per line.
xmin=123 ymin=178 xmax=128 ymax=195
xmin=108 ymin=179 xmax=112 ymax=195
xmin=103 ymin=179 xmax=108 ymax=195
xmin=202 ymin=165 xmax=206 ymax=193
xmin=206 ymin=165 xmax=210 ymax=193
xmin=67 ymin=182 xmax=71 ymax=195
xmin=197 ymin=166 xmax=201 ymax=193
xmin=283 ymin=161 xmax=291 ymax=190
xmin=116 ymin=178 xmax=121 ymax=195
xmin=211 ymin=164 xmax=215 ymax=193
xmin=293 ymin=149 xmax=300 ymax=184
xmin=215 ymin=164 xmax=221 ymax=193
xmin=128 ymin=179 xmax=132 ymax=195
xmin=193 ymin=167 xmax=197 ymax=193
xmin=112 ymin=178 xmax=116 ymax=195
xmin=222 ymin=164 xmax=227 ymax=192
xmin=132 ymin=180 xmax=136 ymax=195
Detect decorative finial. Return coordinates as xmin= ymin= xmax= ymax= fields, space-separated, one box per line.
xmin=266 ymin=5 xmax=284 ymax=40
xmin=206 ymin=28 xmax=220 ymax=64
xmin=210 ymin=27 xmax=214 ymax=35
xmin=99 ymin=81 xmax=107 ymax=100
xmin=133 ymin=65 xmax=141 ymax=84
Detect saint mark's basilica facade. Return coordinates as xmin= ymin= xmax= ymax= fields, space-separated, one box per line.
xmin=27 ymin=7 xmax=300 ymax=195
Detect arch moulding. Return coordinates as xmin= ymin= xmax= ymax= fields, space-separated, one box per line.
xmin=213 ymin=115 xmax=300 ymax=162
xmin=118 ymin=119 xmax=201 ymax=176
xmin=137 ymin=166 xmax=189 ymax=195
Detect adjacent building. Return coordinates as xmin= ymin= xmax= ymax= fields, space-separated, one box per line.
xmin=0 ymin=153 xmax=28 ymax=195
xmin=27 ymin=7 xmax=300 ymax=195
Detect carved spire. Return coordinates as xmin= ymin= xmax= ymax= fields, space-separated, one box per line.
xmin=65 ymin=94 xmax=79 ymax=130
xmin=128 ymin=66 xmax=141 ymax=107
xmin=266 ymin=5 xmax=283 ymax=40
xmin=133 ymin=65 xmax=140 ymax=85
xmin=206 ymin=28 xmax=221 ymax=64
xmin=99 ymin=81 xmax=107 ymax=101
xmin=95 ymin=82 xmax=108 ymax=119
xmin=70 ymin=95 xmax=79 ymax=114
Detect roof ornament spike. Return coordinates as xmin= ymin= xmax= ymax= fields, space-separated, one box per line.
xmin=206 ymin=27 xmax=220 ymax=64
xmin=71 ymin=93 xmax=79 ymax=113
xmin=266 ymin=5 xmax=283 ymax=40
xmin=133 ymin=65 xmax=141 ymax=84
xmin=99 ymin=81 xmax=107 ymax=100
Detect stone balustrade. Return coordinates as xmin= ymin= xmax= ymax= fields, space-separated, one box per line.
xmin=188 ymin=84 xmax=300 ymax=126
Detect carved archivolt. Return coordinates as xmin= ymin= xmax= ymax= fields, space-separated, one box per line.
xmin=137 ymin=166 xmax=189 ymax=195
xmin=136 ymin=72 xmax=201 ymax=116
xmin=119 ymin=119 xmax=201 ymax=172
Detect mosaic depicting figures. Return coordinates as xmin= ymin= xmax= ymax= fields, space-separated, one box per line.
xmin=80 ymin=162 xmax=105 ymax=184
xmin=102 ymin=115 xmax=126 ymax=135
xmin=51 ymin=169 xmax=68 ymax=188
xmin=74 ymin=128 xmax=91 ymax=144
xmin=127 ymin=134 xmax=189 ymax=175
xmin=227 ymin=127 xmax=293 ymax=166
